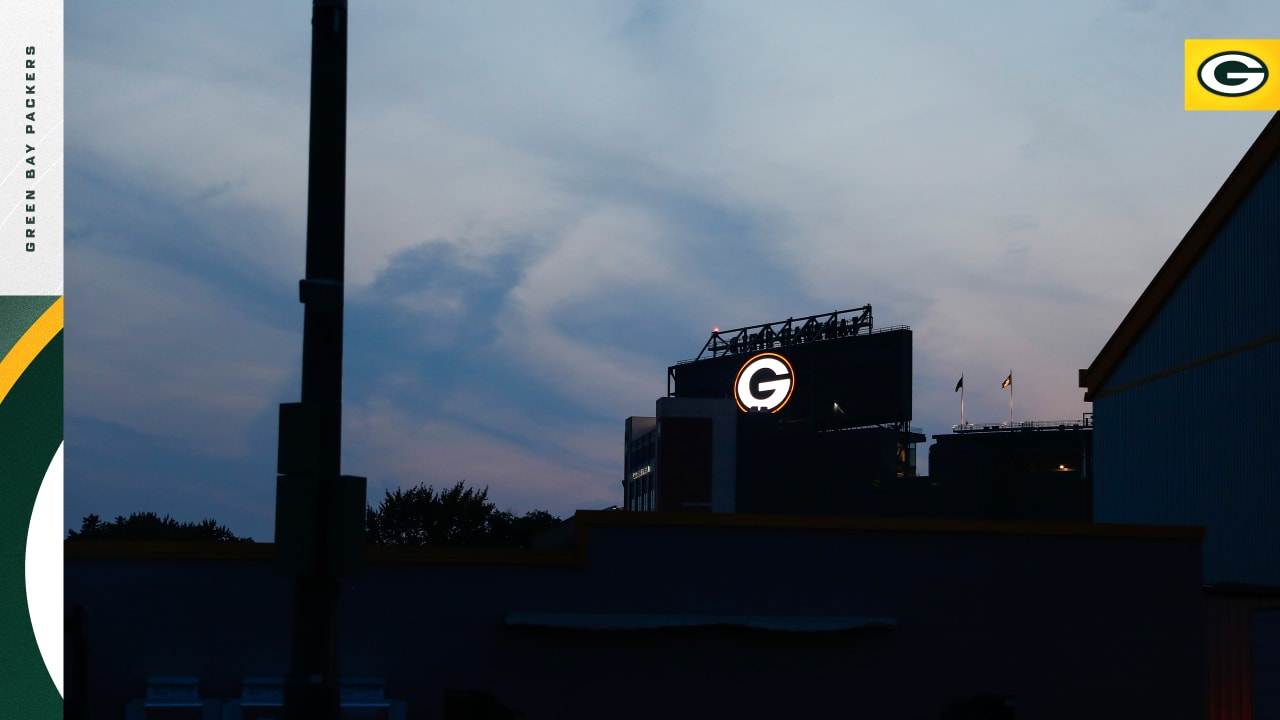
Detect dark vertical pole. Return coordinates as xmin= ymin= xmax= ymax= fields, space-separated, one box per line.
xmin=303 ymin=6 xmax=347 ymax=413
xmin=281 ymin=2 xmax=347 ymax=720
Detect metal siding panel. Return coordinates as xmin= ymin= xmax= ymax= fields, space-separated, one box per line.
xmin=1107 ymin=154 xmax=1280 ymax=391
xmin=1207 ymin=595 xmax=1257 ymax=720
xmin=1095 ymin=343 xmax=1280 ymax=585
xmin=1095 ymin=152 xmax=1280 ymax=585
xmin=1256 ymin=608 xmax=1280 ymax=720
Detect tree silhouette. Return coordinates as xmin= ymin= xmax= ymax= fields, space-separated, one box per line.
xmin=365 ymin=481 xmax=561 ymax=547
xmin=67 ymin=512 xmax=252 ymax=542
xmin=489 ymin=508 xmax=562 ymax=548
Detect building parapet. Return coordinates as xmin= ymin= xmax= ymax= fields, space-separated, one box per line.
xmin=950 ymin=416 xmax=1093 ymax=434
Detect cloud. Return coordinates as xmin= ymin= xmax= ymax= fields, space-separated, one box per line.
xmin=65 ymin=411 xmax=280 ymax=541
xmin=65 ymin=0 xmax=1280 ymax=534
xmin=345 ymin=396 xmax=618 ymax=519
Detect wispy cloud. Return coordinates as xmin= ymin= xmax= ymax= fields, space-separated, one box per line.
xmin=65 ymin=0 xmax=1280 ymax=536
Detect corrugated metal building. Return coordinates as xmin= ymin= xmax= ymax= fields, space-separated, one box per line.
xmin=1080 ymin=112 xmax=1280 ymax=587
xmin=1080 ymin=113 xmax=1280 ymax=720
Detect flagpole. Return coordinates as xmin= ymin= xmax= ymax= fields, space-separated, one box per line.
xmin=1008 ymin=369 xmax=1013 ymax=426
xmin=960 ymin=377 xmax=965 ymax=426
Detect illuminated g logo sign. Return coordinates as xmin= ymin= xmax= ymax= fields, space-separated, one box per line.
xmin=734 ymin=353 xmax=795 ymax=413
xmin=1199 ymin=51 xmax=1269 ymax=96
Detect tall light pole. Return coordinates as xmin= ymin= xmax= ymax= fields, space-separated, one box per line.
xmin=275 ymin=2 xmax=366 ymax=719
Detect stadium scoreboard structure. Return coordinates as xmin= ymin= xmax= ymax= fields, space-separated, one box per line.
xmin=667 ymin=306 xmax=912 ymax=429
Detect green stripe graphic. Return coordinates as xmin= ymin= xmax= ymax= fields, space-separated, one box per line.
xmin=0 ymin=316 xmax=63 ymax=719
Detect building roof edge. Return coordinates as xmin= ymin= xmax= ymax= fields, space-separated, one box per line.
xmin=1081 ymin=112 xmax=1280 ymax=400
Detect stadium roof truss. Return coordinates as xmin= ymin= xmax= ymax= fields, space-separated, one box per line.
xmin=692 ymin=305 xmax=875 ymax=362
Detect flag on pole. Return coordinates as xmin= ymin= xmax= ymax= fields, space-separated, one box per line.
xmin=955 ymin=376 xmax=963 ymax=392
xmin=1003 ymin=369 xmax=1013 ymax=425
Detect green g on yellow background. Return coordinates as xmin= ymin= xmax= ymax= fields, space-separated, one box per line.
xmin=1186 ymin=39 xmax=1280 ymax=110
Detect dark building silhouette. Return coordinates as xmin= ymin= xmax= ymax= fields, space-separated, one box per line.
xmin=1080 ymin=112 xmax=1280 ymax=718
xmin=624 ymin=308 xmax=924 ymax=514
xmin=67 ymin=511 xmax=1205 ymax=720
xmin=1080 ymin=111 xmax=1280 ymax=588
xmin=928 ymin=419 xmax=1093 ymax=522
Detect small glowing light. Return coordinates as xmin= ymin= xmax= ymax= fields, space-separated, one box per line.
xmin=713 ymin=327 xmax=720 ymax=333
xmin=1059 ymin=464 xmax=1067 ymax=470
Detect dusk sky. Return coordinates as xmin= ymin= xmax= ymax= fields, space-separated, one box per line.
xmin=65 ymin=1 xmax=1279 ymax=540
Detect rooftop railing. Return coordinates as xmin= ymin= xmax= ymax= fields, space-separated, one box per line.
xmin=690 ymin=305 xmax=879 ymax=361
xmin=950 ymin=416 xmax=1093 ymax=433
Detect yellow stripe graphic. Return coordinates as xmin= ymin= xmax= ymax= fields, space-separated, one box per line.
xmin=0 ymin=297 xmax=63 ymax=407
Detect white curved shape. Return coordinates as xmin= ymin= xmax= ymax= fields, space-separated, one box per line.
xmin=735 ymin=356 xmax=793 ymax=412
xmin=25 ymin=441 xmax=63 ymax=698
